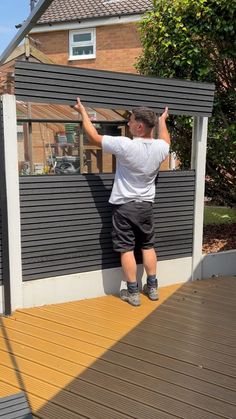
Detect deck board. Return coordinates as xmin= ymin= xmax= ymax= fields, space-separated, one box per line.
xmin=0 ymin=277 xmax=236 ymax=418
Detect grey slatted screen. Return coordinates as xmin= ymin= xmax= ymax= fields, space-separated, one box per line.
xmin=20 ymin=171 xmax=195 ymax=281
xmin=14 ymin=61 xmax=215 ymax=116
xmin=0 ymin=392 xmax=32 ymax=418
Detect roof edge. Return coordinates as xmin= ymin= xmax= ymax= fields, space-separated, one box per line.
xmin=31 ymin=13 xmax=143 ymax=33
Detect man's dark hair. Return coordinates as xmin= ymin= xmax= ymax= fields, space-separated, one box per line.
xmin=131 ymin=107 xmax=157 ymax=129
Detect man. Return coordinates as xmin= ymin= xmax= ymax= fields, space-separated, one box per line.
xmin=74 ymin=98 xmax=170 ymax=306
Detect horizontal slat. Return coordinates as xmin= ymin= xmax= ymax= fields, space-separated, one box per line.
xmin=20 ymin=196 xmax=194 ymax=210
xmin=16 ymin=74 xmax=215 ymax=104
xmin=20 ymin=187 xmax=195 ymax=200
xmin=21 ymin=232 xmax=192 ymax=250
xmin=20 ymin=203 xmax=194 ymax=218
xmin=22 ymin=263 xmax=119 ymax=280
xmin=154 ymin=219 xmax=194 ymax=229
xmin=0 ymin=393 xmax=32 ymax=419
xmin=20 ymin=226 xmax=193 ymax=244
xmin=21 ymin=219 xmax=193 ymax=236
xmin=22 ymin=252 xmax=193 ymax=280
xmin=22 ymin=239 xmax=192 ymax=256
xmin=22 ymin=250 xmax=192 ymax=279
xmin=0 ymin=393 xmax=27 ymax=405
xmin=20 ymin=184 xmax=195 ymax=195
xmin=21 ymin=235 xmax=112 ymax=247
xmin=21 ymin=234 xmax=193 ymax=260
xmin=19 ymin=173 xmax=195 ymax=187
xmin=22 ymin=255 xmax=120 ymax=274
xmin=22 ymin=246 xmax=192 ymax=275
xmin=15 ymin=91 xmax=213 ymax=116
xmin=22 ymin=239 xmax=193 ymax=264
xmin=20 ymin=208 xmax=195 ymax=224
xmin=19 ymin=170 xmax=194 ymax=182
xmin=20 ymin=216 xmax=193 ymax=232
xmin=22 ymin=253 xmax=119 ymax=270
xmin=15 ymin=62 xmax=214 ymax=116
xmin=20 ymin=213 xmax=110 ymax=222
xmin=15 ymin=67 xmax=215 ymax=92
xmin=14 ymin=75 xmax=213 ymax=100
xmin=16 ymin=82 xmax=213 ymax=109
xmin=20 ymin=170 xmax=195 ymax=280
xmin=22 ymin=240 xmax=114 ymax=254
xmin=21 ymin=230 xmax=113 ymax=243
xmin=21 ymin=205 xmax=193 ymax=225
xmin=15 ymin=61 xmax=215 ymax=89
xmin=19 ymin=173 xmax=115 ymax=183
xmin=20 ymin=188 xmax=114 ymax=197
xmin=21 ymin=229 xmax=193 ymax=255
xmin=156 ymin=252 xmax=192 ymax=261
xmin=23 ymin=244 xmax=193 ymax=271
xmin=22 ymin=245 xmax=115 ymax=260
xmin=20 ymin=195 xmax=194 ymax=208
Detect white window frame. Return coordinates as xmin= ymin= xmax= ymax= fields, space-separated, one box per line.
xmin=69 ymin=28 xmax=96 ymax=60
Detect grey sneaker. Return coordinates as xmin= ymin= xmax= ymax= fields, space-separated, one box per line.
xmin=143 ymin=284 xmax=159 ymax=301
xmin=120 ymin=289 xmax=141 ymax=306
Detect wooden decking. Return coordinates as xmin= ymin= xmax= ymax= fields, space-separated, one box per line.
xmin=0 ymin=276 xmax=236 ymax=419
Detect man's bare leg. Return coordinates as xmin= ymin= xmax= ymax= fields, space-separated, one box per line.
xmin=120 ymin=251 xmax=140 ymax=306
xmin=120 ymin=251 xmax=137 ymax=282
xmin=142 ymin=248 xmax=159 ymax=301
xmin=142 ymin=248 xmax=157 ymax=276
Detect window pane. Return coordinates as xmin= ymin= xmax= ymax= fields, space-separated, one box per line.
xmin=18 ymin=121 xmax=120 ymax=175
xmin=73 ymin=32 xmax=91 ymax=42
xmin=72 ymin=46 xmax=94 ymax=56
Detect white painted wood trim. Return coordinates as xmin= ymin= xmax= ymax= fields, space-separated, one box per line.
xmin=22 ymin=257 xmax=192 ymax=308
xmin=2 ymin=94 xmax=23 ymax=311
xmin=69 ymin=28 xmax=96 ymax=61
xmin=30 ymin=14 xmax=142 ymax=34
xmin=191 ymin=116 xmax=208 ymax=280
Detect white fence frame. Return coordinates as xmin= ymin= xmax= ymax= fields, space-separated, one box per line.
xmin=0 ymin=93 xmax=235 ymax=313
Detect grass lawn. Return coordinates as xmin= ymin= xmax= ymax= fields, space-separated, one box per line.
xmin=204 ymin=205 xmax=236 ymax=225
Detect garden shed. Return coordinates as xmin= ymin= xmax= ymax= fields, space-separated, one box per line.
xmin=0 ymin=59 xmax=217 ymax=315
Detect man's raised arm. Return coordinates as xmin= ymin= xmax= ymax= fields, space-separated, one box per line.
xmin=158 ymin=107 xmax=170 ymax=145
xmin=74 ymin=97 xmax=103 ymax=147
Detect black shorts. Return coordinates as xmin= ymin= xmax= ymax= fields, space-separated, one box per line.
xmin=111 ymin=201 xmax=155 ymax=253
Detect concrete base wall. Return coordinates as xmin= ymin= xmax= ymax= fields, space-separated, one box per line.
xmin=21 ymin=256 xmax=192 ymax=309
xmin=202 ymin=249 xmax=236 ymax=279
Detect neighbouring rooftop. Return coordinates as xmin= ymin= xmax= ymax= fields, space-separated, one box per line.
xmin=37 ymin=0 xmax=153 ymax=25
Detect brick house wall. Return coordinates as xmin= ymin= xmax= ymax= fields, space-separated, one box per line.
xmin=32 ymin=22 xmax=142 ymax=73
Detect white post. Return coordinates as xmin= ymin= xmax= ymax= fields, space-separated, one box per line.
xmin=191 ymin=116 xmax=208 ymax=280
xmin=2 ymin=94 xmax=23 ymax=310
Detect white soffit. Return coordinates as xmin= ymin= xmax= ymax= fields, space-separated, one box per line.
xmin=30 ymin=14 xmax=142 ymax=33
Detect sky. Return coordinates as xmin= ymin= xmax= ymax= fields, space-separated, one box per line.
xmin=0 ymin=0 xmax=31 ymax=54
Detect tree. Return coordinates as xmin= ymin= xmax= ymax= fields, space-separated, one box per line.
xmin=136 ymin=0 xmax=236 ymax=206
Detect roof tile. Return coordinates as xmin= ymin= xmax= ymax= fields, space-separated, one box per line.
xmin=38 ymin=0 xmax=153 ymax=24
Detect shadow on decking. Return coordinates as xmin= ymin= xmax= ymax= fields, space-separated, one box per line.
xmin=0 ymin=277 xmax=236 ymax=419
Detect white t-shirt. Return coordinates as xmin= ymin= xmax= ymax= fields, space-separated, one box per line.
xmin=102 ymin=135 xmax=169 ymax=204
